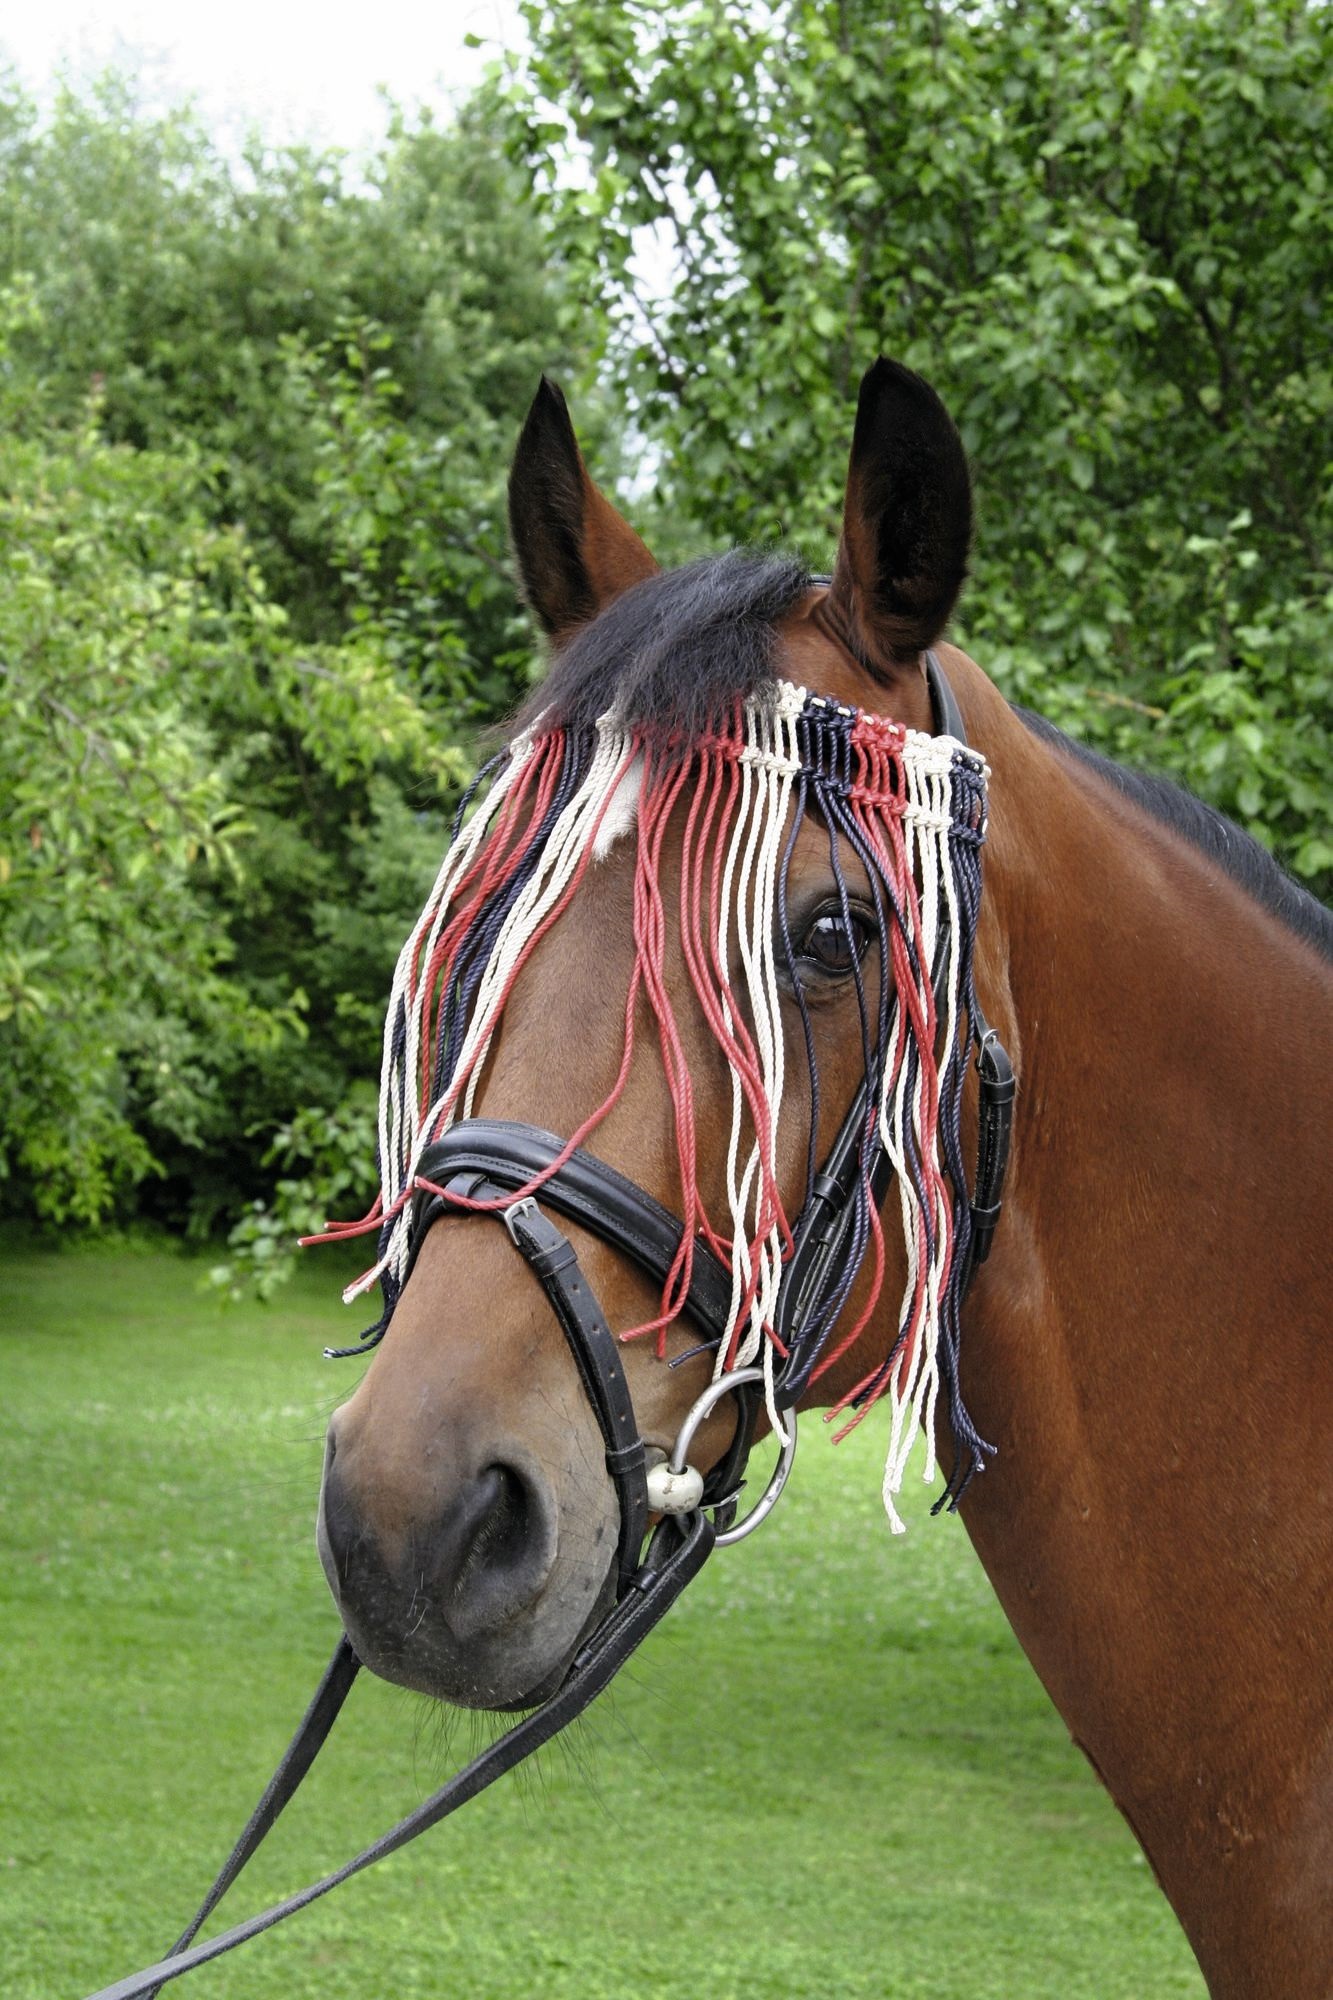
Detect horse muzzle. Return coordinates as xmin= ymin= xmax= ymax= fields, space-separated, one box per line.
xmin=316 ymin=1406 xmax=619 ymax=1707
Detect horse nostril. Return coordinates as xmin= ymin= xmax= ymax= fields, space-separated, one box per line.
xmin=435 ymin=1460 xmax=557 ymax=1642
xmin=454 ymin=1465 xmax=527 ymax=1598
xmin=318 ymin=1439 xmax=562 ymax=1668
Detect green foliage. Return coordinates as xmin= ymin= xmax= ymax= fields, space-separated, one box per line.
xmin=0 ymin=75 xmax=589 ymax=1252
xmin=211 ymin=1083 xmax=378 ymax=1299
xmin=498 ymin=0 xmax=1331 ymax=886
xmin=0 ymin=74 xmax=566 ymax=694
xmin=0 ymin=355 xmax=284 ymax=1222
xmin=0 ymin=296 xmax=458 ymax=1240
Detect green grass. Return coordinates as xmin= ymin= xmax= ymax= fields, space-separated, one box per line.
xmin=2 ymin=1242 xmax=1204 ymax=1999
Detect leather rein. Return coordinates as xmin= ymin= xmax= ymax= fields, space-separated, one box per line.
xmin=81 ymin=653 xmax=1013 ymax=2000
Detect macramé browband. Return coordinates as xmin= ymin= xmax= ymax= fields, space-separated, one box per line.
xmin=315 ymin=676 xmax=992 ymax=1526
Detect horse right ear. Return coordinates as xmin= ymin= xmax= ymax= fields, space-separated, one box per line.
xmin=827 ymin=359 xmax=972 ymax=679
xmin=508 ymin=378 xmax=659 ymax=646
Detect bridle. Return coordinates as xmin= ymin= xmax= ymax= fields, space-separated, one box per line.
xmin=81 ymin=652 xmax=1013 ymax=2000
xmin=402 ymin=650 xmax=1012 ymax=1559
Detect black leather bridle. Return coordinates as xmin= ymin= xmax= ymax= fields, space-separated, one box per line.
xmin=81 ymin=652 xmax=1013 ymax=2000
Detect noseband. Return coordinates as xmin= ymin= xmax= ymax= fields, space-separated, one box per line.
xmin=82 ymin=652 xmax=1012 ymax=2000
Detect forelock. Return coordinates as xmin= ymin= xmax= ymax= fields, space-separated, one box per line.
xmin=514 ymin=551 xmax=812 ymax=740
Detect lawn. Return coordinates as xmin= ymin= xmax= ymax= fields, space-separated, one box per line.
xmin=1 ymin=1241 xmax=1204 ymax=1999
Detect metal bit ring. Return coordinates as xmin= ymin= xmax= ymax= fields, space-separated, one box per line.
xmin=665 ymin=1365 xmax=798 ymax=1546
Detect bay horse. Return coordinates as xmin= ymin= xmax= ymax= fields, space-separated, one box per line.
xmin=317 ymin=361 xmax=1333 ymax=1997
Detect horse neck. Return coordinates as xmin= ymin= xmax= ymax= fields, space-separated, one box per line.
xmin=944 ymin=649 xmax=1333 ymax=1994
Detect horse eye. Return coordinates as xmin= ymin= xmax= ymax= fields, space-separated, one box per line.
xmin=795 ymin=907 xmax=874 ymax=982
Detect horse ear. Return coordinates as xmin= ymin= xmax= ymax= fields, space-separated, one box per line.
xmin=508 ymin=377 xmax=658 ymax=644
xmin=827 ymin=358 xmax=972 ymax=677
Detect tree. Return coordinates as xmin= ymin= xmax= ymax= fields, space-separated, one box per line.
xmin=497 ymin=0 xmax=1332 ymax=887
xmin=0 ymin=313 xmax=280 ymax=1222
xmin=0 ymin=75 xmax=603 ymax=1261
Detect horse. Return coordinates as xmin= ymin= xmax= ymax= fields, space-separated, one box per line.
xmin=315 ymin=360 xmax=1333 ymax=1998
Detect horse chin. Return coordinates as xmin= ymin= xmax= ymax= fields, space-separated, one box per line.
xmin=335 ymin=1562 xmax=618 ymax=1712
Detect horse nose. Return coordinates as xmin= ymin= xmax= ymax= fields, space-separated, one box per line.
xmin=422 ymin=1459 xmax=558 ymax=1640
xmin=317 ymin=1422 xmax=560 ymax=1666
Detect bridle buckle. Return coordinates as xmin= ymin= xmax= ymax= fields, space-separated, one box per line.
xmin=501 ymin=1195 xmax=540 ymax=1245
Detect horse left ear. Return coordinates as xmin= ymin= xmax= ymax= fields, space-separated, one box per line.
xmin=827 ymin=358 xmax=972 ymax=678
xmin=509 ymin=377 xmax=659 ymax=646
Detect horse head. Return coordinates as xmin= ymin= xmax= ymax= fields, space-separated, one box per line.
xmin=315 ymin=359 xmax=995 ymax=1707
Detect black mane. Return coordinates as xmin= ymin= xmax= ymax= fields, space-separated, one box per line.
xmin=513 ymin=548 xmax=1330 ymax=962
xmin=515 ymin=550 xmax=811 ymax=739
xmin=1016 ymin=707 xmax=1332 ymax=962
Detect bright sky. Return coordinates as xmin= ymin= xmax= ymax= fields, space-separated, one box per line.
xmin=0 ymin=0 xmax=522 ymax=151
